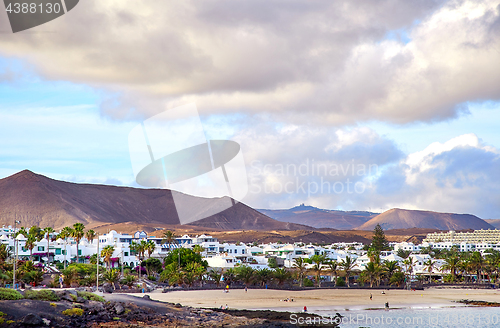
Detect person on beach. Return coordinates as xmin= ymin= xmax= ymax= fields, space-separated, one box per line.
xmin=370 ymin=293 xmax=372 ymax=300
xmin=245 ymin=286 xmax=247 ymax=293
xmin=303 ymin=306 xmax=307 ymax=312
xmin=59 ymin=275 xmax=64 ymax=288
xmin=385 ymin=302 xmax=389 ymax=310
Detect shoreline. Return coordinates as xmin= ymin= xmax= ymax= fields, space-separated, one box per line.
xmin=138 ymin=287 xmax=500 ymax=313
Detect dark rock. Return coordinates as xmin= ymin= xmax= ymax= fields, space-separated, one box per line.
xmin=21 ymin=313 xmax=43 ymax=326
xmin=75 ymin=296 xmax=86 ymax=303
xmin=115 ymin=304 xmax=125 ymax=315
xmin=174 ymin=303 xmax=182 ymax=308
xmin=143 ymin=295 xmax=151 ymax=300
xmin=103 ymin=284 xmax=114 ymax=293
xmin=121 ymin=285 xmax=129 ymax=290
xmin=56 ymin=291 xmax=75 ymax=302
xmin=85 ymin=300 xmax=105 ymax=314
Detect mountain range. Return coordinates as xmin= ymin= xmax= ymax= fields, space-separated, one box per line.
xmin=0 ymin=170 xmax=495 ymax=232
xmin=258 ymin=204 xmax=377 ymax=229
xmin=0 ymin=170 xmax=308 ymax=231
xmin=258 ymin=205 xmax=494 ymax=231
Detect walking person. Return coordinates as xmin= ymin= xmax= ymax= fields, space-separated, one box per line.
xmin=59 ymin=275 xmax=64 ymax=288
xmin=370 ymin=293 xmax=372 ymax=301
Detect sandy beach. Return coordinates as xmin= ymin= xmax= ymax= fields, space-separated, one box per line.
xmin=142 ymin=288 xmax=500 ymax=312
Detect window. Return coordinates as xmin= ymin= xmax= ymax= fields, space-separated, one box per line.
xmin=38 ymin=246 xmax=45 ymax=251
xmin=55 ymin=248 xmax=61 ymax=255
xmin=124 ymin=252 xmax=129 ymax=256
xmin=78 ymin=250 xmax=82 ymax=255
xmin=22 ymin=247 xmax=28 ymax=252
xmin=62 ymin=250 xmax=67 ymax=255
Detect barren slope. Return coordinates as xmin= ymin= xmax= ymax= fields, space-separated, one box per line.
xmin=0 ymin=170 xmax=309 ymax=231
xmin=356 ymin=208 xmax=494 ymax=231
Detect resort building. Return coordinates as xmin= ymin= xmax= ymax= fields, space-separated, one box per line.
xmin=423 ymin=229 xmax=500 ymax=244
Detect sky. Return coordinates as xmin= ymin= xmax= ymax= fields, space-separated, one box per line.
xmin=0 ymin=0 xmax=499 ymax=219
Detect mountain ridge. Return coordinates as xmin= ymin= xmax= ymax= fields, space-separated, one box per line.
xmin=356 ymin=208 xmax=494 ymax=231
xmin=0 ymin=170 xmax=310 ymax=231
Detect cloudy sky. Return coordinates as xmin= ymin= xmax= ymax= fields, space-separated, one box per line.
xmin=0 ymin=0 xmax=499 ymax=219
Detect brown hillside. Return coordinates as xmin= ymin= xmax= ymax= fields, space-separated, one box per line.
xmin=356 ymin=208 xmax=494 ymax=231
xmin=0 ymin=170 xmax=309 ymax=231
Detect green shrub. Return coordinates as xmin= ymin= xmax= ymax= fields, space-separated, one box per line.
xmin=77 ymin=291 xmax=105 ymax=302
xmin=0 ymin=312 xmax=5 ymax=316
xmin=24 ymin=290 xmax=60 ymax=301
xmin=62 ymin=308 xmax=84 ymax=316
xmin=0 ymin=318 xmax=4 ymax=324
xmin=303 ymin=278 xmax=314 ymax=287
xmin=336 ymin=277 xmax=346 ymax=287
xmin=6 ymin=320 xmax=14 ymax=324
xmin=0 ymin=288 xmax=23 ymax=300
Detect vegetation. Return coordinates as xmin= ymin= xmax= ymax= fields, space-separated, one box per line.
xmin=62 ymin=308 xmax=84 ymax=316
xmin=24 ymin=289 xmax=59 ymax=301
xmin=77 ymin=291 xmax=105 ymax=302
xmin=0 ymin=288 xmax=23 ymax=300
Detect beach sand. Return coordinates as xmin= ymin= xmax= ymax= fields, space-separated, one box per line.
xmin=141 ymin=288 xmax=500 ymax=312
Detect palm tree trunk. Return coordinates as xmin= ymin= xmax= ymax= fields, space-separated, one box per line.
xmin=47 ymin=236 xmax=50 ymax=267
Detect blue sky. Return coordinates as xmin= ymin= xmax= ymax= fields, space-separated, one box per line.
xmin=0 ymin=0 xmax=499 ymax=219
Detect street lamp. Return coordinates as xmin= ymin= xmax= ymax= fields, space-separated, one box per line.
xmin=12 ymin=220 xmax=21 ymax=289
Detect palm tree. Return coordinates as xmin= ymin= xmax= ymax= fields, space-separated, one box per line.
xmin=186 ymin=262 xmax=206 ymax=287
xmin=255 ymin=268 xmax=272 ymax=287
xmin=273 ymin=268 xmax=291 ymax=286
xmin=161 ymin=230 xmax=177 ymax=249
xmin=130 ymin=241 xmax=146 ymax=277
xmin=424 ymin=259 xmax=436 ymax=283
xmin=396 ymin=249 xmax=412 ymax=259
xmin=59 ymin=226 xmax=74 ymax=269
xmin=25 ymin=227 xmax=43 ymax=262
xmin=310 ymin=255 xmax=326 ymax=287
xmin=145 ymin=240 xmax=156 ymax=258
xmin=102 ymin=269 xmax=120 ymax=290
xmin=326 ymin=260 xmax=339 ymax=286
xmin=24 ymin=235 xmax=38 ymax=262
xmin=44 ymin=227 xmax=55 ymax=266
xmin=459 ymin=257 xmax=472 ymax=283
xmin=192 ymin=244 xmax=204 ymax=255
xmin=85 ymin=230 xmax=96 ymax=244
xmin=0 ymin=244 xmax=11 ymax=264
xmin=101 ymin=245 xmax=115 ymax=269
xmin=236 ymin=265 xmax=254 ymax=287
xmin=208 ymin=268 xmax=223 ymax=287
xmin=389 ymin=271 xmax=406 ymax=287
xmin=383 ymin=260 xmax=399 ymax=283
xmin=340 ymin=256 xmax=355 ymax=287
xmin=293 ymin=258 xmax=307 ymax=287
xmin=471 ymin=251 xmax=484 ymax=283
xmin=71 ymin=223 xmax=85 ymax=263
xmin=222 ymin=268 xmax=236 ymax=285
xmin=364 ymin=262 xmax=377 ymax=287
xmin=441 ymin=256 xmax=459 ymax=282
xmin=403 ymin=257 xmax=415 ymax=279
